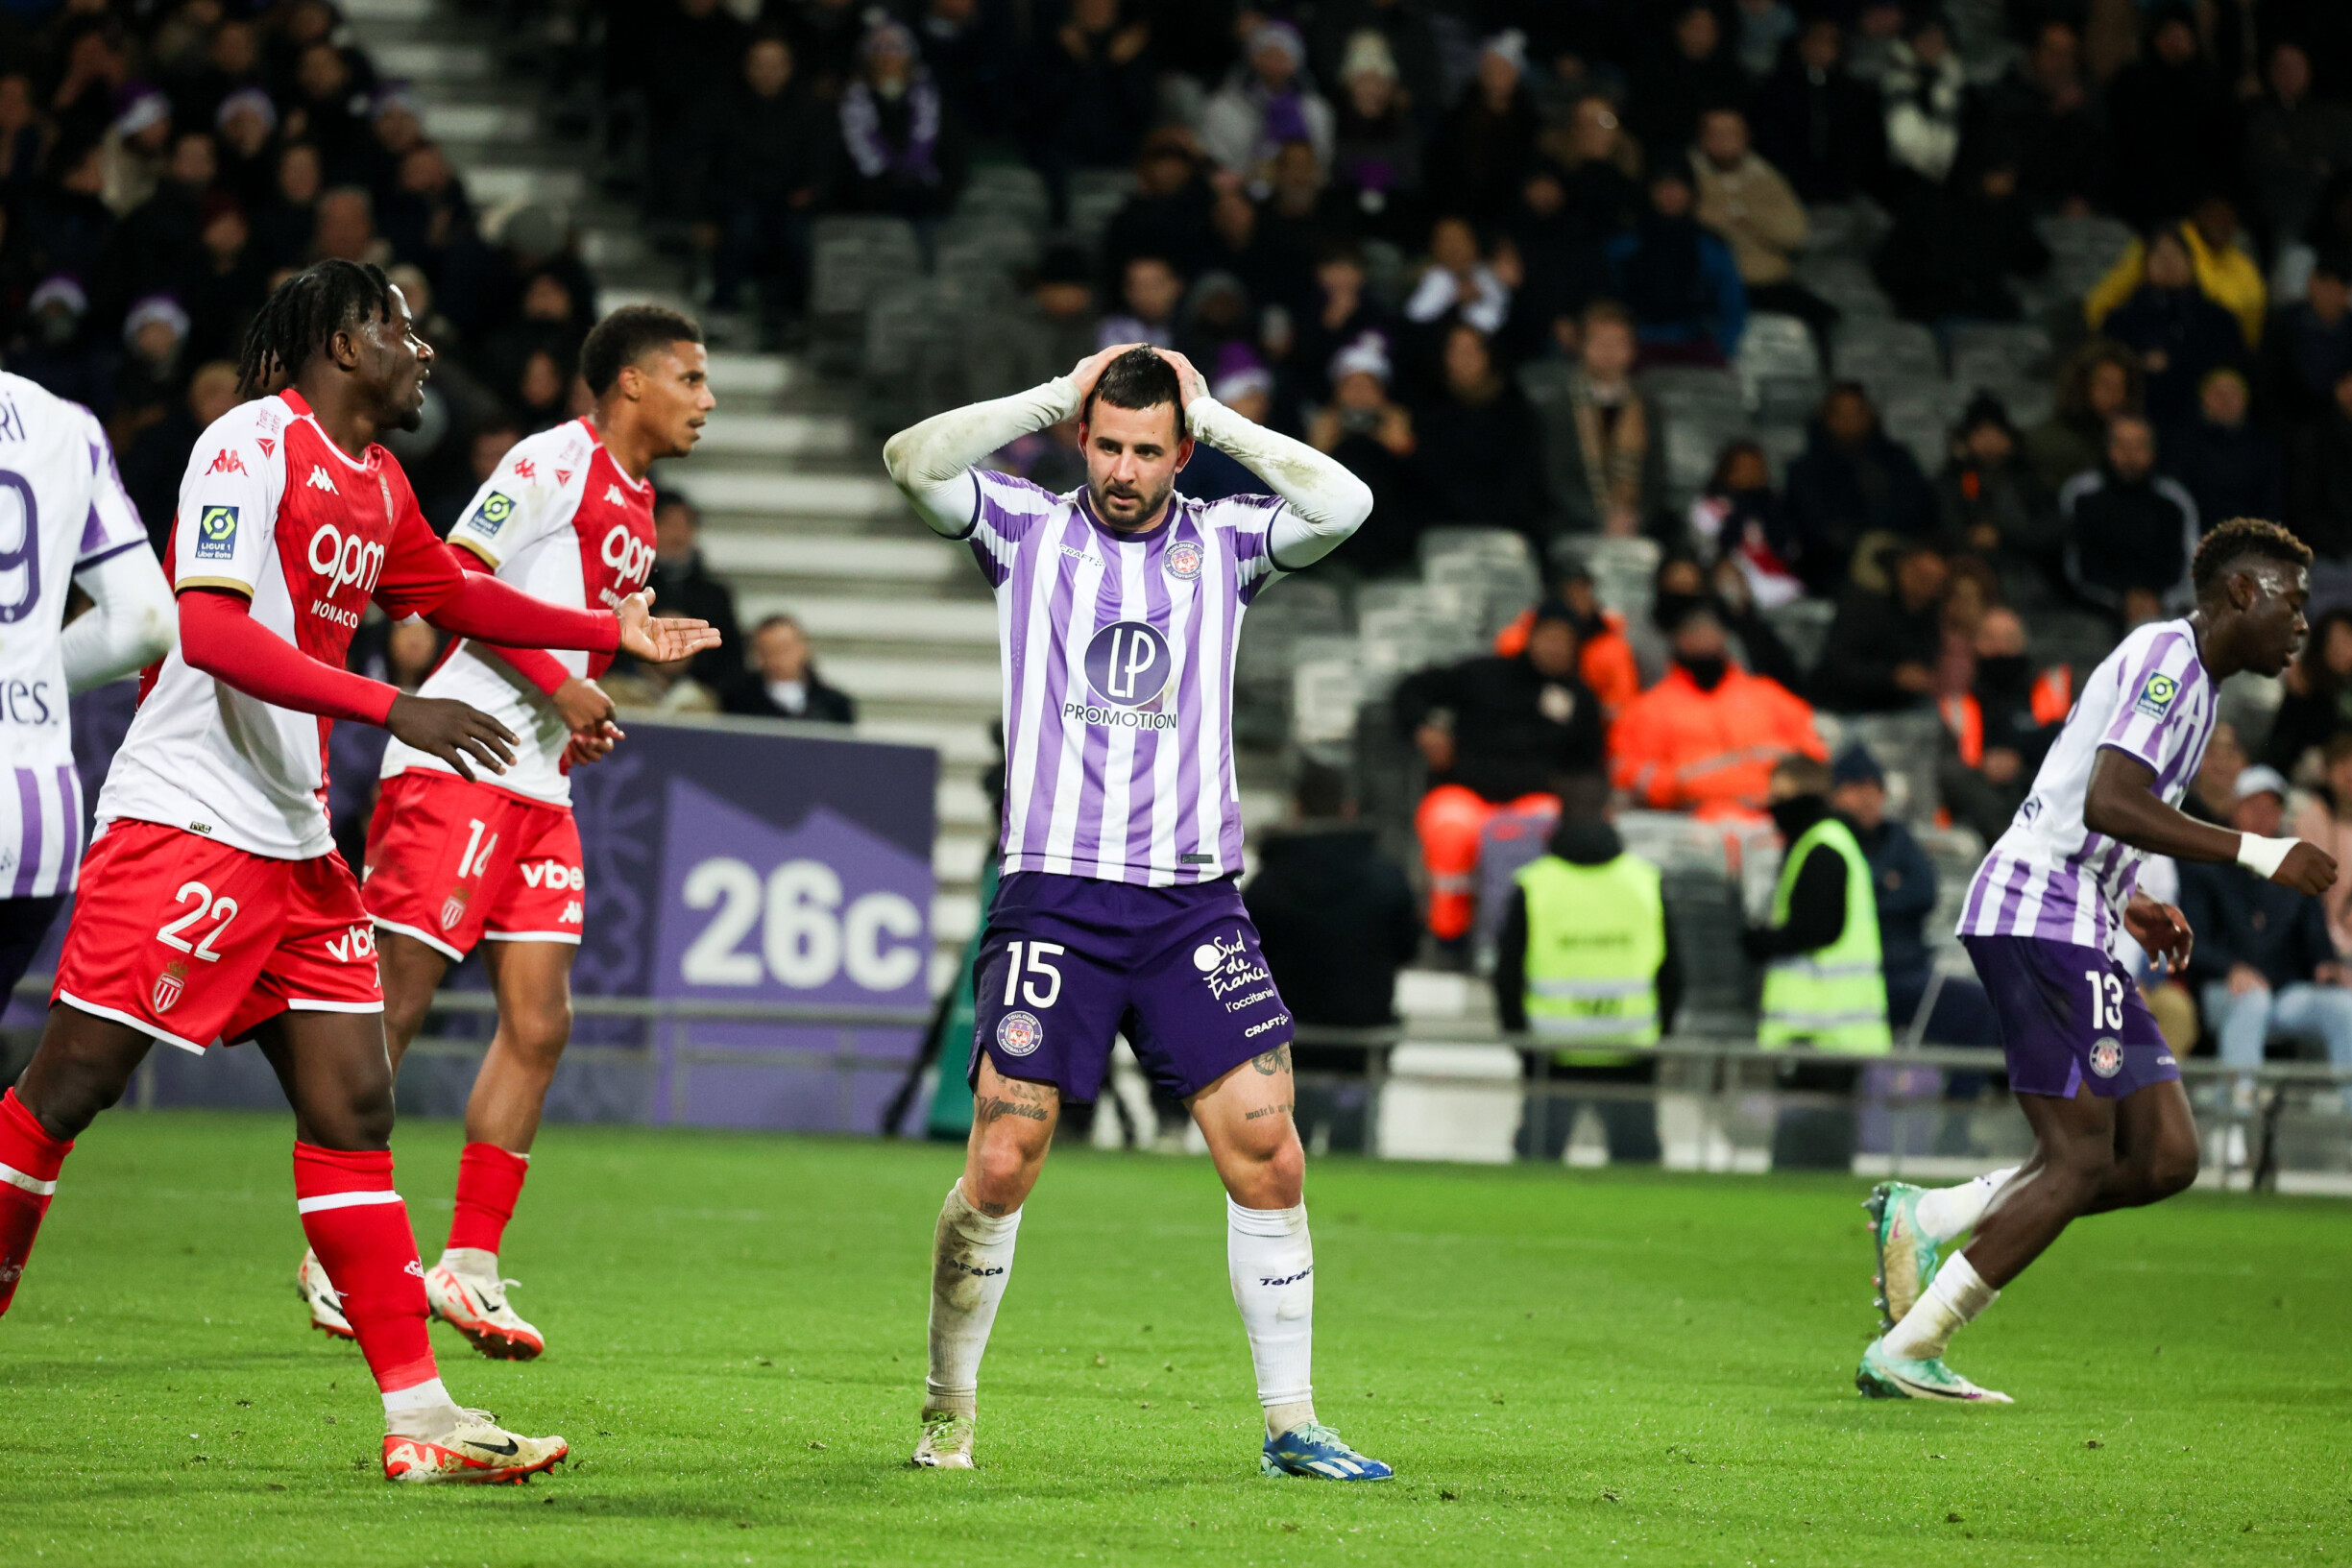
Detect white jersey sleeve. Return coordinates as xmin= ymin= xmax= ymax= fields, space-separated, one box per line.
xmin=171 ymin=406 xmax=287 ymax=598
xmin=448 ymin=435 xmax=572 ymax=571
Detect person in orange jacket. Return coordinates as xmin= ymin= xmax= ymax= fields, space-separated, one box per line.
xmin=1608 ymin=599 xmax=1826 ymax=818
xmin=1934 ymin=604 xmax=2073 ymax=844
xmin=1492 ymin=565 xmax=1640 ymax=717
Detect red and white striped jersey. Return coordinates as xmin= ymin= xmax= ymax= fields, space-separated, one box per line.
xmin=378 ymin=419 xmax=655 ymax=808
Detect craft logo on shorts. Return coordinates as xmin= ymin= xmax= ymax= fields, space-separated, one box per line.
xmin=153 ymin=959 xmax=189 ymax=1015
xmin=996 ymin=1009 xmax=1044 ymax=1057
xmin=2090 ymin=1037 xmax=2124 ymax=1078
xmin=2132 ymin=670 xmax=2179 ymax=720
xmin=466 ymin=491 xmax=517 ymax=538
xmin=193 ymin=504 xmax=238 ymax=561
xmin=1163 ymin=539 xmax=1203 ymax=582
xmin=1069 ymin=619 xmax=1178 ymax=729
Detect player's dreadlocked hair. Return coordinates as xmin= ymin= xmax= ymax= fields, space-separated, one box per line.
xmin=234 ymin=259 xmax=398 ymax=398
xmin=2191 ymin=517 xmax=2313 ymax=599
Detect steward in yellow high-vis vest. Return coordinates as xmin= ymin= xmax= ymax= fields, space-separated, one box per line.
xmin=1495 ymin=778 xmax=1678 ymax=1165
xmin=1745 ymin=755 xmax=1891 ymax=1170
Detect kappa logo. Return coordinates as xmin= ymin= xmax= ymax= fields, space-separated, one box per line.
xmin=605 ymin=483 xmax=626 ymax=506
xmin=153 ymin=959 xmax=190 ymax=1014
xmin=996 ymin=1009 xmax=1044 ymax=1057
xmin=513 ymin=458 xmax=537 ymax=480
xmin=2090 ymin=1037 xmax=2124 ymax=1078
xmin=307 ymin=464 xmax=338 ymax=495
xmin=206 ymin=447 xmax=246 ymax=475
xmin=193 ymin=504 xmax=239 ymax=561
xmin=1163 ymin=539 xmax=1203 ymax=581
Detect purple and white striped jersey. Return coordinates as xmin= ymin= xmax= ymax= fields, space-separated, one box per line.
xmin=961 ymin=470 xmax=1285 ymax=885
xmin=1957 ymin=618 xmax=2219 ymax=955
xmin=0 ymin=372 xmax=148 ymax=900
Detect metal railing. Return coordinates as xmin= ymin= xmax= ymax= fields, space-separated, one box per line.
xmin=12 ymin=981 xmax=2347 ymax=1189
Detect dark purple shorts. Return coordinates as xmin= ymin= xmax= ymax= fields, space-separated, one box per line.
xmin=1961 ymin=933 xmax=2181 ymax=1099
xmin=968 ymin=871 xmax=1294 ymax=1103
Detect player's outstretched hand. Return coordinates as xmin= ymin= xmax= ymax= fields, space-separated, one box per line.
xmin=552 ymin=675 xmax=617 ymax=734
xmin=389 ymin=693 xmax=517 ymax=782
xmin=2275 ymin=840 xmax=2339 ymax=896
xmin=615 ymin=590 xmax=720 ymax=664
xmin=1069 ymin=343 xmax=1144 ymax=404
xmin=1153 ymin=347 xmax=1208 ymax=406
xmin=2123 ymin=894 xmax=2194 ymax=975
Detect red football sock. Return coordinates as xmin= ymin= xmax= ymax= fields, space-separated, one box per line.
xmin=0 ymin=1088 xmax=72 ymax=1317
xmin=446 ymin=1143 xmax=529 ymax=1256
xmin=292 ymin=1143 xmax=438 ymax=1394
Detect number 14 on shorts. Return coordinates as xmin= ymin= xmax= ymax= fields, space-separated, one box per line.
xmin=1001 ymin=941 xmax=1064 ymax=1009
xmin=2085 ymin=969 xmax=2126 ymax=1031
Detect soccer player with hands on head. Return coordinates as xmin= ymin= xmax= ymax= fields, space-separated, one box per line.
xmin=292 ymin=304 xmax=715 ymax=1368
xmin=1859 ymin=518 xmax=2332 ymax=1404
xmin=885 ymin=340 xmax=1390 ymax=1481
xmin=0 ymin=261 xmax=717 ymax=1484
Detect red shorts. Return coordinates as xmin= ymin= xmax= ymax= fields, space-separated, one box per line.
xmin=52 ymin=820 xmax=383 ymax=1053
xmin=361 ymin=770 xmax=584 ymax=960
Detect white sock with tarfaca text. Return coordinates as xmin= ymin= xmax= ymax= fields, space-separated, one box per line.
xmin=1883 ymin=1251 xmax=1999 ymax=1361
xmin=924 ymin=1180 xmax=1021 ymax=1418
xmin=1912 ymin=1167 xmax=2020 ymax=1242
xmin=1226 ymin=1195 xmax=1315 ymax=1437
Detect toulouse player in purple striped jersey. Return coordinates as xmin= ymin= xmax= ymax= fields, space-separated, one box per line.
xmin=1857 ymin=519 xmax=2335 ymax=1405
xmin=884 ymin=344 xmax=1390 ymax=1481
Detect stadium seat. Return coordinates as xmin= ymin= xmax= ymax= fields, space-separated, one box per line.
xmin=1831 ymin=319 xmax=1942 ymax=381
xmin=1946 ymin=322 xmax=2053 ymax=388
xmin=955 ymin=163 xmax=1051 ymax=229
xmin=1836 ymin=710 xmax=1947 ymax=825
xmin=1736 ymin=312 xmax=1820 ymax=383
xmin=1064 ymin=168 xmax=1135 ymax=246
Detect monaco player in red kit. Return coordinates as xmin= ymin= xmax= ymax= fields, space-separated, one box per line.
xmin=291 ymin=306 xmax=715 ymax=1361
xmin=0 ymin=262 xmax=719 ymax=1484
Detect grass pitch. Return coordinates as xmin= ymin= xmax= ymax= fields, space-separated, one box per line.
xmin=1 ymin=1113 xmax=2346 ymax=1566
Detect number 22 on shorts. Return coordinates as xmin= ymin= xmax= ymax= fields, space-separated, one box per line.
xmin=1002 ymin=940 xmax=1064 ymax=1009
xmin=158 ymin=880 xmax=240 ymax=963
xmin=2084 ymin=969 xmax=2126 ymax=1031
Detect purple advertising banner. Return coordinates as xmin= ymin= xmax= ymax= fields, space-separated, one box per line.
xmin=16 ymin=710 xmax=939 ymax=1135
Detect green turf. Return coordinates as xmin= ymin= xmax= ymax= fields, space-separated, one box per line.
xmin=2 ymin=1112 xmax=2347 ymax=1566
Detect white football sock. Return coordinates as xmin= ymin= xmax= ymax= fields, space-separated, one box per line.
xmin=1911 ymin=1166 xmax=2020 ymax=1242
xmin=381 ymin=1376 xmax=458 ymax=1438
xmin=1226 ymin=1196 xmax=1315 ymax=1437
xmin=437 ymin=1245 xmax=497 ymax=1280
xmin=1882 ymin=1251 xmax=1998 ymax=1361
xmin=925 ymin=1180 xmax=1021 ymax=1418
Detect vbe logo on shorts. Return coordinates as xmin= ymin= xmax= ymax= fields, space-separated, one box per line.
xmin=1082 ymin=620 xmax=1173 ymax=709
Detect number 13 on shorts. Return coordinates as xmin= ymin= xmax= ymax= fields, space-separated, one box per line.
xmin=2084 ymin=968 xmax=2126 ymax=1031
xmin=1001 ymin=940 xmax=1064 ymax=1009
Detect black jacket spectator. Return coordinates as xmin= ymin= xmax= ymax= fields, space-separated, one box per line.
xmin=1937 ymin=400 xmax=2063 ymax=605
xmin=1874 ymin=158 xmax=2050 ymax=325
xmin=2177 ymin=856 xmax=2338 ymax=993
xmin=2242 ymin=43 xmax=2352 ymax=253
xmin=1812 ymin=567 xmax=1945 ymax=715
xmin=1782 ymin=389 xmax=1935 ymax=593
xmin=1392 ymin=653 xmax=1605 ymax=806
xmin=1853 ymin=812 xmax=1937 ymax=1008
xmin=1245 ymin=821 xmax=1419 ymax=1030
xmin=646 ymin=540 xmax=744 ymax=692
xmin=2100 ymin=13 xmax=2241 ymax=229
xmin=2261 ymin=261 xmax=2352 ymax=427
xmin=1021 ymin=4 xmax=1158 ymax=187
xmin=1748 ymin=21 xmax=1885 ymax=204
xmin=2265 ymin=611 xmax=2352 ymax=772
xmin=1408 ymin=326 xmax=1543 ymax=534
xmin=2290 ymin=373 xmax=2352 ymax=561
xmin=2098 ymin=272 xmax=2248 ymax=434
xmin=627 ymin=0 xmax=751 ymax=217
xmin=1627 ymin=4 xmax=1747 ymax=159
xmin=2060 ymin=424 xmax=2201 ymax=609
xmin=1422 ymin=47 xmax=1539 ymax=227
xmin=2171 ymin=394 xmax=2286 ymax=529
xmin=1973 ymin=23 xmax=2103 ymax=213
xmin=1099 ymin=132 xmax=1214 ymax=290
xmin=720 ymin=669 xmax=857 ymax=725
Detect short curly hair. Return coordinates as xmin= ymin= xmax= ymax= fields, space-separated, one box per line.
xmin=2191 ymin=517 xmax=2312 ymax=600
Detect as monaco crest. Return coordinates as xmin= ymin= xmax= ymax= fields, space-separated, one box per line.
xmin=440 ymin=888 xmax=470 ymax=931
xmin=153 ymin=960 xmax=189 ymax=1014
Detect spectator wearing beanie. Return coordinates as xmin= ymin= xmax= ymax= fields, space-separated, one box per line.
xmin=1937 ymin=393 xmax=2062 ymax=609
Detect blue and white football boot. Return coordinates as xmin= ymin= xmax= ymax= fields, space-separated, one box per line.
xmin=1260 ymin=1423 xmax=1394 ymax=1481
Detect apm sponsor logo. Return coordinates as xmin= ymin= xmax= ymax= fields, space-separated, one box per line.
xmin=307 ymin=521 xmax=385 ymax=594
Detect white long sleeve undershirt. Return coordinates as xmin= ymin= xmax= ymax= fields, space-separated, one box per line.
xmin=882 ymin=378 xmax=1372 ymax=569
xmin=61 ymin=542 xmax=176 ymax=692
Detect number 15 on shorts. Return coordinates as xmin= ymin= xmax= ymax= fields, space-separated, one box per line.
xmin=2085 ymin=969 xmax=2126 ymax=1031
xmin=1002 ymin=941 xmax=1064 ymax=1009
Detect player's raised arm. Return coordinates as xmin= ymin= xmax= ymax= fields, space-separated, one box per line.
xmin=1155 ymin=347 xmax=1373 ymax=571
xmin=882 ymin=345 xmax=1142 ymax=534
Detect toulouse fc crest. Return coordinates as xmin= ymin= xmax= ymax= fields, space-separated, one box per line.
xmin=996 ymin=1009 xmax=1044 ymax=1057
xmin=1163 ymin=540 xmax=1203 ymax=581
xmin=2089 ymin=1038 xmax=2124 ymax=1078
